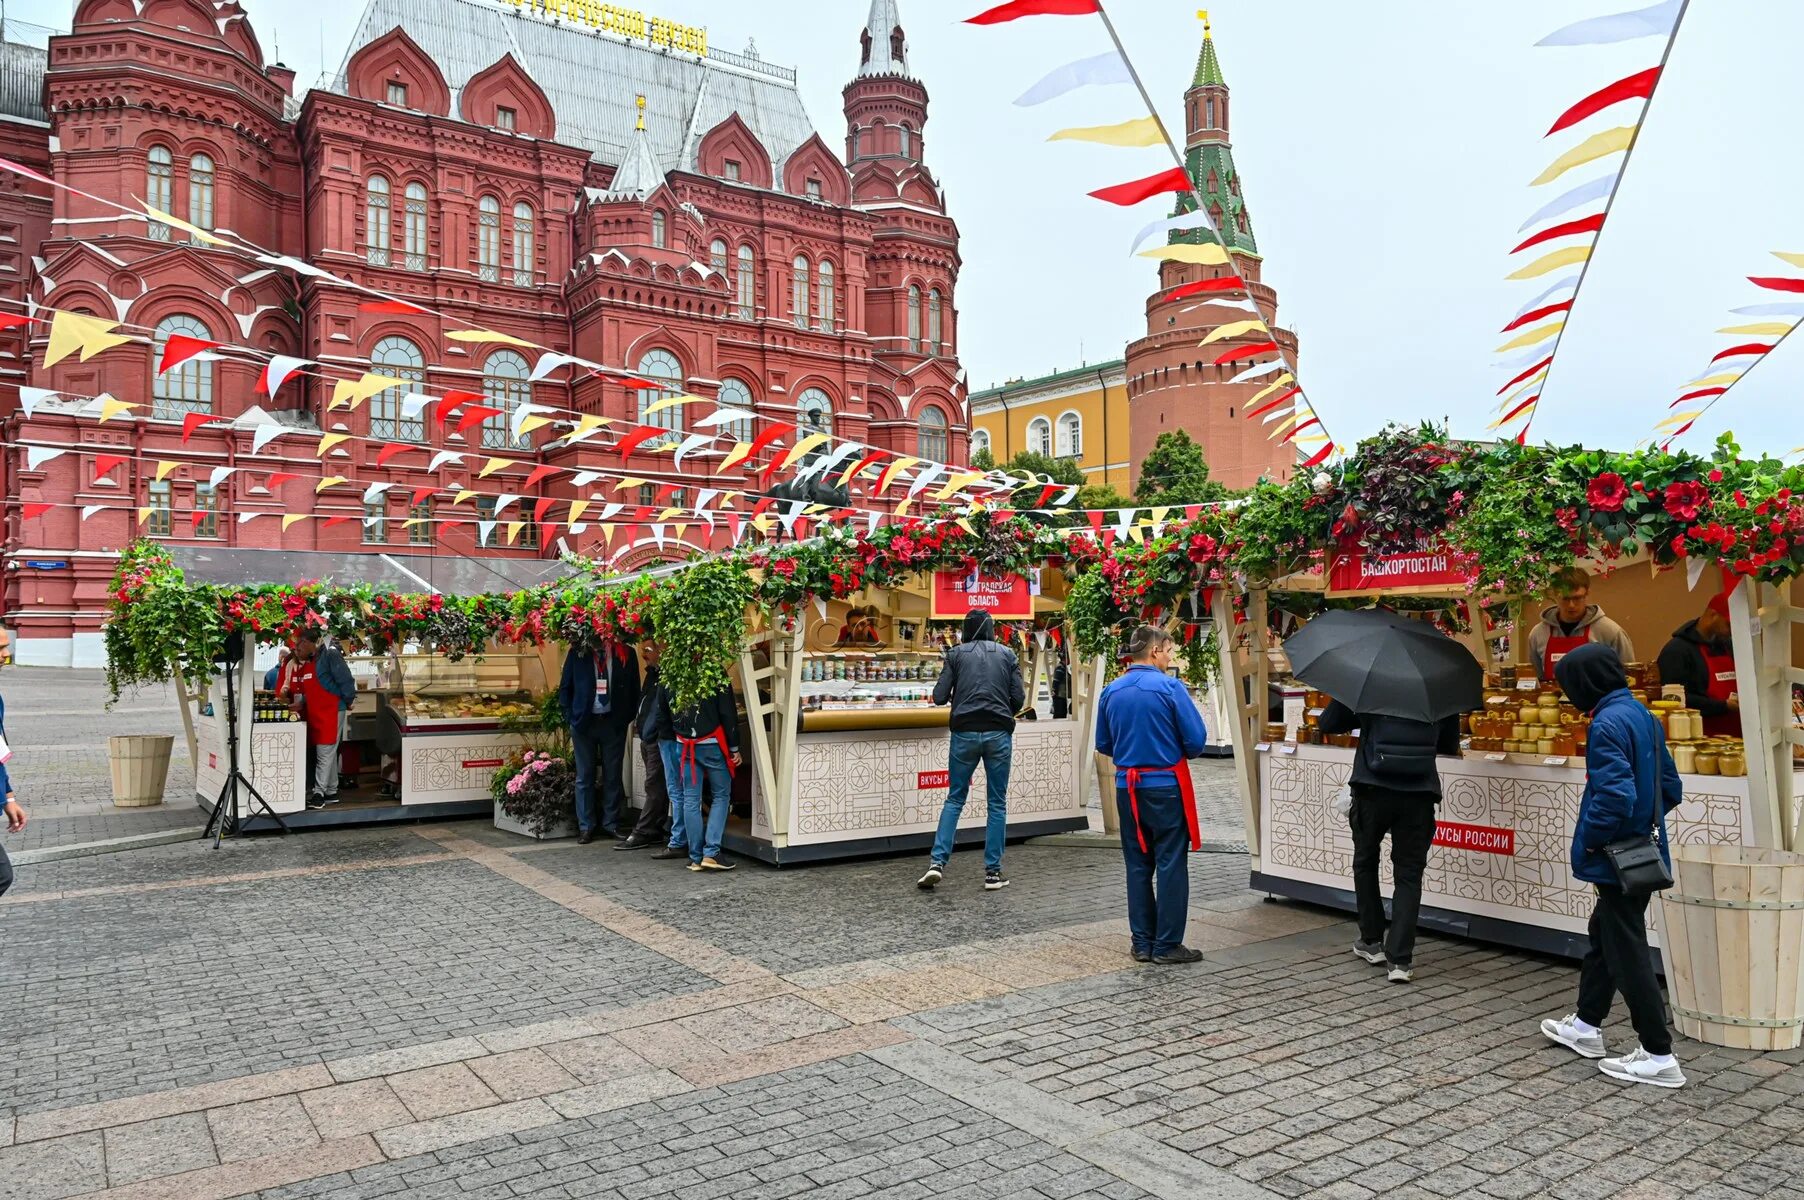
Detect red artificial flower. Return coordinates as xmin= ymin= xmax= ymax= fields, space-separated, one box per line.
xmin=1671 ymin=535 xmax=1686 ymax=556
xmin=1663 ymin=480 xmax=1711 ymax=522
xmin=1708 ymin=469 xmax=1724 ymax=483
xmin=1587 ymin=473 xmax=1629 ymax=512
xmin=1735 ymin=490 xmax=1748 ymax=508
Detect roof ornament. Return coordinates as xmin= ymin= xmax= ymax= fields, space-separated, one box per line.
xmin=635 ymin=93 xmax=646 ymax=132
xmin=1198 ymin=9 xmax=1211 ymax=38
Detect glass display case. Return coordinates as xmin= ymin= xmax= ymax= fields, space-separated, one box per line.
xmin=381 ymin=651 xmax=548 ymax=730
xmin=797 ymin=649 xmax=948 ymax=732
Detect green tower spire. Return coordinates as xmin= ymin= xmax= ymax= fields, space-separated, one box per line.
xmin=1170 ymin=11 xmax=1258 ymax=257
xmin=1193 ymin=10 xmax=1224 ymax=86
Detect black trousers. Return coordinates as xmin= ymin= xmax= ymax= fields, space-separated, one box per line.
xmin=1349 ymin=785 xmax=1437 ymax=967
xmin=0 ymin=841 xmax=13 ymax=898
xmin=628 ymin=736 xmax=671 ymax=841
xmin=1578 ymin=884 xmax=1673 ymax=1055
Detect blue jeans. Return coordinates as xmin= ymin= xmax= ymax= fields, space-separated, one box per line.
xmin=672 ymin=740 xmax=733 ymax=862
xmin=658 ymin=740 xmax=686 ymax=850
xmin=930 ymin=730 xmax=1012 ymax=871
xmin=1116 ymin=785 xmax=1189 ymax=956
xmin=570 ymin=721 xmax=628 ymax=834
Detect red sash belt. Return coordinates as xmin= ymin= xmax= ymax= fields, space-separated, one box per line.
xmin=677 ymin=728 xmax=735 ymax=780
xmin=1124 ymin=763 xmax=1200 ymax=854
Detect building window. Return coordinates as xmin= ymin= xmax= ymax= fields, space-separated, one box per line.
xmin=475 ymin=496 xmax=499 ymax=547
xmin=637 ymin=483 xmax=656 ymax=507
xmin=899 ymin=124 xmax=912 ymax=159
xmin=518 ymin=518 xmax=540 ymax=550
xmin=907 ymin=286 xmax=921 ymax=354
xmin=403 ymin=182 xmax=428 ymax=271
xmin=369 ymin=336 xmax=425 ymax=441
xmin=481 ymin=349 xmax=531 ymax=449
xmin=636 ymin=349 xmax=684 ymax=444
xmin=366 ymin=175 xmax=390 ymax=266
xmin=1205 ymin=96 xmax=1216 ymax=128
xmin=709 ymin=238 xmax=728 ymax=273
xmin=971 ymin=428 xmax=991 ymax=459
xmin=187 ymin=153 xmax=215 ymax=233
xmin=387 ymin=80 xmax=408 ymax=106
xmin=851 ymin=126 xmax=863 ymax=159
xmin=193 ymin=484 xmax=219 ymax=539
xmin=724 ymin=159 xmax=741 ymax=182
xmin=791 ymin=255 xmax=809 ymax=328
xmin=1027 ymin=417 xmax=1052 ymax=457
xmin=817 ymin=260 xmax=835 ymax=332
xmin=797 ymin=388 xmax=832 ymax=439
xmin=146 ymin=145 xmax=173 ymax=240
xmin=147 ymin=481 xmax=173 ymax=535
xmin=477 ymin=195 xmax=501 ymax=281
xmin=806 ymin=178 xmax=822 ymax=200
xmin=736 ymin=245 xmax=755 ymax=318
xmin=363 ymin=498 xmax=388 ymax=544
xmin=918 ymin=406 xmax=949 ymax=463
xmin=495 ymin=105 xmax=516 ymax=131
xmin=717 ymin=378 xmax=756 ymax=442
xmin=1056 ymin=411 xmax=1082 ymax=458
xmin=511 ymin=201 xmax=534 ymax=286
xmin=409 ymin=497 xmax=433 ymax=544
xmin=152 ymin=313 xmax=214 ymax=420
xmin=651 ymin=208 xmax=667 ymax=249
xmin=928 ymin=289 xmax=943 ymax=355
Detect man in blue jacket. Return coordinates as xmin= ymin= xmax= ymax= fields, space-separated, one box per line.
xmin=1095 ymin=625 xmax=1209 ymax=964
xmin=0 ymin=627 xmax=24 ymax=898
xmin=558 ymin=641 xmax=642 ymax=845
xmin=1543 ymin=642 xmax=1686 ymax=1088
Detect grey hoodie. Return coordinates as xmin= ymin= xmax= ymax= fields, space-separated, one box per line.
xmin=1528 ymin=604 xmax=1635 ymax=681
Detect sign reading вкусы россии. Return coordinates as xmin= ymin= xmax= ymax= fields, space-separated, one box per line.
xmin=500 ymin=0 xmax=708 ymax=56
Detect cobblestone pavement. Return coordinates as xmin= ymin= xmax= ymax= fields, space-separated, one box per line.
xmin=5 ymin=822 xmax=1804 ymax=1200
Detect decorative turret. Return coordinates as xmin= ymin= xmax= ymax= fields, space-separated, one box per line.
xmin=600 ymin=95 xmax=667 ymax=202
xmin=1172 ymin=11 xmax=1257 ymax=256
xmin=843 ymin=0 xmax=929 ymax=169
xmin=858 ymin=0 xmax=910 ymax=79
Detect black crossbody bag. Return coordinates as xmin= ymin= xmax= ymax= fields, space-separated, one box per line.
xmin=1598 ymin=714 xmax=1674 ymax=895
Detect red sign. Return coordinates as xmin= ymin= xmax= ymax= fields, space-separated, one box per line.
xmin=1433 ymin=820 xmax=1515 ymax=856
xmin=461 ymin=757 xmax=504 ymax=770
xmin=1326 ymin=536 xmax=1476 ymax=595
xmin=208 ymin=753 xmax=218 ymax=770
xmin=917 ymin=770 xmax=949 ymax=790
xmin=929 ymin=570 xmax=1034 ymax=620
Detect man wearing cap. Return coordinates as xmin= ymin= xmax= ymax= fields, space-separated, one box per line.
xmin=1656 ymin=593 xmax=1740 ymax=737
xmin=1528 ymin=567 xmax=1636 ymax=683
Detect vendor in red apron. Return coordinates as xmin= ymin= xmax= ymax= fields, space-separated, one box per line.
xmin=1093 ymin=624 xmax=1209 ymax=965
xmin=1656 ymin=592 xmax=1741 ymax=737
xmin=665 ymin=680 xmax=742 ymax=873
xmin=286 ymin=631 xmax=358 ymax=808
xmin=1528 ymin=567 xmax=1636 ymax=683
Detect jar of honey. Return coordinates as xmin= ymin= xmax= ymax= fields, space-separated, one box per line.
xmin=1671 ymin=743 xmax=1696 ymax=774
xmin=1554 ymin=733 xmax=1577 ymax=757
xmin=1719 ymin=749 xmax=1745 ymax=777
xmin=1695 ymin=750 xmax=1720 ymax=775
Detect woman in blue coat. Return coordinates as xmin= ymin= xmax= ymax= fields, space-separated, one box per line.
xmin=1542 ymin=643 xmax=1686 ymax=1089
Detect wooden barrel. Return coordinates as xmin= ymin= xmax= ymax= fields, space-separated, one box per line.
xmin=1657 ymin=845 xmax=1804 ymax=1051
xmin=106 ymin=734 xmax=174 ymax=808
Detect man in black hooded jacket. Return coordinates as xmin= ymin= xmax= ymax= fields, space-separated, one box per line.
xmin=918 ymin=609 xmax=1026 ymax=892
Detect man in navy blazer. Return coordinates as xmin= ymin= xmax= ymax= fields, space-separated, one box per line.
xmin=558 ymin=641 xmax=642 ymax=844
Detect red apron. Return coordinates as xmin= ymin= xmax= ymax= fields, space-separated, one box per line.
xmin=677 ymin=728 xmax=735 ymax=782
xmin=1123 ymin=763 xmax=1201 ymax=855
xmin=1542 ymin=629 xmax=1591 ymax=682
xmin=1702 ymin=647 xmax=1741 ymax=736
xmin=293 ymin=661 xmax=341 ymax=745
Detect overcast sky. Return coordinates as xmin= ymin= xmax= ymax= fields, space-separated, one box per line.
xmin=15 ymin=0 xmax=1804 ymax=456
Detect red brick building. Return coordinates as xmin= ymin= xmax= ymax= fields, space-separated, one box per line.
xmin=0 ymin=0 xmax=966 ymax=666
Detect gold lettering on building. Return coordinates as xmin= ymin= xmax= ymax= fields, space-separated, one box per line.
xmin=502 ymin=0 xmax=707 ymax=57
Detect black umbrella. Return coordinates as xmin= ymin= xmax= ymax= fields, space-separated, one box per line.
xmin=1282 ymin=608 xmax=1483 ymax=722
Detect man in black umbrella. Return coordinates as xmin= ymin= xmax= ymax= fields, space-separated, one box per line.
xmin=1318 ymin=694 xmax=1460 ymax=983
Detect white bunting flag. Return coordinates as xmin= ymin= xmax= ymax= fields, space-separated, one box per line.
xmin=529 ymin=351 xmax=593 ymax=383
xmin=400 ymin=392 xmax=433 ymax=420
xmin=19 ymin=387 xmax=55 ymax=418
xmin=1731 ymin=302 xmax=1804 ymax=318
xmin=250 ymin=423 xmax=288 ymax=454
xmin=696 ymin=407 xmax=756 ymax=429
xmin=260 ymin=355 xmax=312 ymax=398
xmin=81 ymin=504 xmax=105 ymax=521
xmin=492 ymin=495 xmax=518 ymax=517
xmin=427 ymin=451 xmax=465 ymax=472
xmin=1129 ymin=209 xmax=1216 ymax=256
xmin=672 ymin=432 xmax=714 ymax=466
xmin=908 ymin=463 xmax=944 ymax=499
xmin=1228 ymin=360 xmax=1288 ymax=384
xmin=1014 ymin=51 xmax=1132 ymax=107
xmin=1510 ymin=275 xmax=1582 ymax=319
xmin=209 ymin=466 xmax=237 ymax=488
xmin=237 ymin=511 xmax=262 ymax=525
xmin=1537 ymin=0 xmax=1681 ymax=45
xmin=25 ymin=446 xmax=65 ymax=471
xmin=597 ymin=503 xmax=624 ymax=521
xmin=651 ymin=524 xmax=667 ymax=550
xmin=362 ymin=482 xmax=392 ymax=504
xmin=1518 ymin=175 xmax=1616 ymax=233
xmin=571 ymin=471 xmax=602 ymax=488
xmin=807 ymin=441 xmax=861 ymax=481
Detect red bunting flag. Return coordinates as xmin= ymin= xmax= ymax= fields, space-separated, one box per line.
xmin=409 ymin=486 xmax=437 ymax=507
xmin=1164 ymin=276 xmax=1246 ymax=302
xmin=451 ymin=405 xmax=504 ymax=436
xmin=751 ymin=497 xmax=775 ymax=519
xmin=1546 ymin=67 xmax=1660 ymax=136
xmin=618 ymin=377 xmax=662 ymax=389
xmin=1749 ymin=276 xmax=1804 ymax=293
xmin=1282 ymin=417 xmax=1321 ymax=443
xmin=1673 ymin=387 xmax=1728 ymax=406
xmin=1500 ymin=303 xmax=1573 ymax=334
xmin=1088 ymin=167 xmax=1192 ymax=207
xmin=533 ymin=497 xmax=556 ymax=524
xmin=436 ymin=390 xmax=485 ymax=426
xmin=20 ymin=502 xmax=52 ymax=520
xmin=1497 ymin=394 xmax=1540 ymax=425
xmin=1510 ymin=213 xmax=1605 ymax=255
xmin=1668 ymin=421 xmax=1696 ymax=439
xmin=1213 ymin=341 xmax=1279 ymax=366
xmin=1036 ymin=484 xmax=1060 ymax=508
xmin=267 ymin=472 xmax=297 ymax=490
xmin=1496 ymin=355 xmax=1555 ymax=395
xmin=614 ymin=426 xmax=665 ymax=459
xmin=1301 ymin=442 xmax=1335 ymax=469
xmin=1184 ymin=505 xmax=1201 ymax=520
xmin=843 ymin=453 xmax=880 ymax=487
xmin=323 ymin=516 xmax=352 ymax=529
xmin=93 ymin=453 xmax=129 ymax=479
xmin=158 ymin=334 xmax=222 ymax=375
xmin=1711 ymin=342 xmax=1776 ymax=363
xmin=1245 ymin=386 xmax=1302 ymax=419
xmin=190 ymin=510 xmax=211 ymax=529
xmin=1087 ymin=511 xmax=1104 ymax=535
xmin=0 ymin=313 xmax=39 ymax=331
xmin=965 ymin=0 xmax=1098 ymax=23
xmin=181 ymin=412 xmax=224 ymax=443
xmin=358 ymin=299 xmax=428 ymax=315
xmin=655 ymin=484 xmax=680 ymax=506
xmin=376 ymin=443 xmax=416 ymax=468
xmin=747 ymin=422 xmax=794 ymax=458
xmin=522 ymin=464 xmax=560 ymax=489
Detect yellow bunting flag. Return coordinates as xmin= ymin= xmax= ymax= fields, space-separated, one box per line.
xmin=143 ymin=204 xmax=229 ymax=246
xmin=953 ymin=518 xmax=976 ymax=537
xmin=453 ymin=488 xmax=477 ymax=504
xmin=478 ymin=457 xmax=511 ymax=479
xmin=1267 ymin=410 xmax=1303 ymax=437
xmin=518 ymin=414 xmax=554 ymax=436
xmin=1685 ymin=372 xmax=1740 ymax=389
xmin=656 ymin=506 xmax=685 ymax=520
xmin=137 ymin=506 xmax=153 ymax=526
xmin=1771 ymin=251 xmax=1804 ymax=270
xmin=933 ymin=470 xmax=986 ymax=501
xmin=1657 ymin=410 xmax=1702 ymax=430
xmin=154 ymin=460 xmax=179 ymax=482
xmin=1199 ymin=319 xmax=1266 ymax=347
xmin=44 ymin=311 xmax=133 ymax=368
xmin=1717 ymin=322 xmax=1794 ymax=337
xmin=599 ymin=523 xmax=616 ymax=546
xmin=777 ymin=433 xmax=831 ymax=471
xmin=282 ymin=513 xmax=310 ymax=531
xmin=1488 ymin=403 xmax=1536 ymax=430
xmin=613 ymin=477 xmax=650 ymax=492
xmin=568 ymin=499 xmax=590 ymax=524
xmin=402 ymin=518 xmax=423 ymax=531
xmin=1047 ymin=116 xmax=1163 ymax=147
xmin=317 ymin=432 xmax=351 ymax=455
xmin=97 ymin=397 xmax=136 ymax=422
xmin=1498 ymin=373 xmax=1545 ymax=409
xmin=316 ymin=476 xmax=348 ymax=493
xmin=1507 ymin=246 xmax=1590 ymax=280
xmin=1137 ymin=243 xmax=1230 ymax=266
xmin=894 ymin=499 xmax=913 ymax=519
xmin=1247 ymin=373 xmax=1296 ymax=406
xmin=1149 ymin=506 xmax=1171 ymax=527
xmin=673 ymin=523 xmax=689 ymax=541
xmin=641 ymin=393 xmax=704 ymax=417
xmin=564 ymin=414 xmax=612 ymax=444
xmin=1496 ymin=319 xmax=1565 ymax=351
xmin=751 ymin=514 xmax=775 ymax=535
xmin=877 ymin=456 xmax=920 ymax=493
xmin=506 ymin=521 xmax=524 ymax=545
xmin=804 ymin=504 xmax=829 ymax=517
xmin=1531 ymin=126 xmax=1633 ymax=186
xmin=445 ymin=329 xmax=537 ymax=348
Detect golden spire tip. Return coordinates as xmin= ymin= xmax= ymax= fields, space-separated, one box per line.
xmin=1198 ymin=8 xmax=1211 ymax=36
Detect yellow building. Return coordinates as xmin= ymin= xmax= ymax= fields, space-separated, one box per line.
xmin=968 ymin=360 xmax=1129 ymax=491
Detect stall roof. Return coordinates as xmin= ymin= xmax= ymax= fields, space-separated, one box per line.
xmin=167 ymin=548 xmax=587 ymax=594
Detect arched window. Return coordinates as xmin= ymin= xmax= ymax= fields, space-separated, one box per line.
xmin=817 ymin=260 xmax=835 ymax=332
xmin=971 ymin=428 xmax=992 ymax=460
xmin=152 ymin=314 xmax=215 ymax=420
xmin=1056 ymin=411 xmax=1082 ymax=459
xmin=928 ymin=288 xmax=943 ymax=355
xmin=717 ymin=377 xmax=756 ymax=442
xmin=187 ymin=152 xmax=215 ymax=233
xmin=365 ymin=175 xmax=390 ymax=265
xmin=797 ymin=388 xmax=832 ymax=438
xmin=370 ymin=336 xmax=425 ymax=441
xmin=899 ymin=123 xmax=912 ymax=159
xmin=791 ymin=254 xmax=809 ymax=328
xmin=917 ymin=406 xmax=948 ymax=463
xmin=636 ymin=349 xmax=684 ymax=444
xmin=476 ymin=194 xmax=501 ymax=281
xmin=1027 ymin=417 xmax=1052 ymax=457
xmin=403 ymin=182 xmax=428 ymax=271
xmin=851 ymin=125 xmax=863 ymax=159
xmin=709 ymin=238 xmax=728 ymax=274
xmin=907 ymin=286 xmax=922 ymax=353
xmin=651 ymin=208 xmax=667 ymax=249
xmin=511 ymin=201 xmax=534 ymax=286
xmin=1205 ymin=96 xmax=1217 ymax=128
xmin=735 ymin=245 xmax=755 ymax=319
xmin=146 ymin=146 xmax=173 ymax=240
xmin=480 ymin=349 xmax=530 ymax=449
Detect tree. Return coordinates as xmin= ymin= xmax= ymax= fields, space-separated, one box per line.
xmin=1077 ymin=482 xmax=1131 ymax=512
xmin=1134 ymin=430 xmax=1228 ymax=507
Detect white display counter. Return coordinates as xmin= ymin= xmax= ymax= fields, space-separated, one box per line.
xmin=394 ymin=722 xmax=529 ymax=805
xmin=192 ymin=710 xmax=308 ymax=819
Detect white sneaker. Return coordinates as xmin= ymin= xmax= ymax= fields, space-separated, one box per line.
xmin=1598 ymin=1047 xmax=1685 ymax=1089
xmin=916 ymin=864 xmax=943 ymax=890
xmin=1540 ymin=1013 xmax=1606 ymax=1059
xmin=1386 ymin=964 xmax=1413 ymax=984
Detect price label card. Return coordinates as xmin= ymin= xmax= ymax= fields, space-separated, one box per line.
xmin=1516 ymin=680 xmax=1539 ymax=691
xmin=1253 ymin=742 xmax=1271 ymax=752
xmin=1278 ymin=744 xmax=1297 ymax=755
xmin=1543 ymin=756 xmax=1568 ymax=767
xmin=1484 ymin=753 xmax=1508 ymax=762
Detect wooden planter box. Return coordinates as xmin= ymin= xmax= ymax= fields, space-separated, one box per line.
xmin=493 ymin=804 xmax=575 ymax=841
xmin=107 ymin=734 xmax=174 ymax=808
xmin=1658 ymin=845 xmax=1804 ymax=1051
